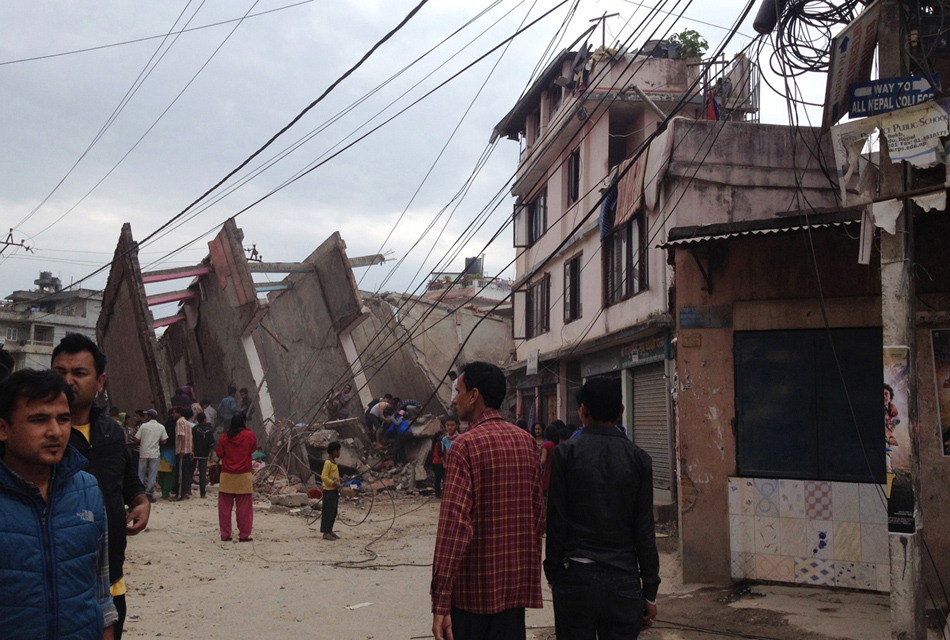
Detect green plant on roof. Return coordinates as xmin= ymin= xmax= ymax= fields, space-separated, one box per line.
xmin=669 ymin=29 xmax=708 ymax=59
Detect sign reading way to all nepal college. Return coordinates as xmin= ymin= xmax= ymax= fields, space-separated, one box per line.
xmin=884 ymin=346 xmax=915 ymax=534
xmin=848 ymin=75 xmax=939 ymax=118
xmin=931 ymin=330 xmax=950 ymax=457
xmin=822 ymin=0 xmax=880 ymax=130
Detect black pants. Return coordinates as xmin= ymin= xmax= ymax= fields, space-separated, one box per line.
xmin=450 ymin=606 xmax=525 ymax=640
xmin=113 ymin=593 xmax=126 ymax=640
xmin=321 ymin=489 xmax=339 ymax=533
xmin=176 ymin=455 xmax=193 ymax=498
xmin=432 ymin=463 xmax=445 ymax=497
xmin=551 ymin=560 xmax=644 ymax=640
xmin=195 ymin=458 xmax=209 ymax=497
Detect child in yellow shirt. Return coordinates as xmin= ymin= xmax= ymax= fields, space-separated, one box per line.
xmin=321 ymin=442 xmax=342 ymax=540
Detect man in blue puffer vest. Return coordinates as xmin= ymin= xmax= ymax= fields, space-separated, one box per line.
xmin=0 ymin=368 xmax=118 ymax=639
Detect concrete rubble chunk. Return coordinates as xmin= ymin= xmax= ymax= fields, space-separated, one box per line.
xmin=270 ymin=493 xmax=310 ymax=507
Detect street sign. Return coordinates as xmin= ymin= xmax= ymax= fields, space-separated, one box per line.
xmin=849 ymin=75 xmax=939 ymax=117
xmin=822 ymin=1 xmax=881 ymax=130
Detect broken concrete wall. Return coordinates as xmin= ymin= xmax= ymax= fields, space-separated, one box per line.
xmin=157 ymin=220 xmax=268 ymax=437
xmin=254 ymin=232 xmax=363 ymax=426
xmin=97 ymin=223 xmax=172 ymax=415
xmin=352 ymin=292 xmax=514 ymax=413
xmin=351 ymin=294 xmax=447 ymax=415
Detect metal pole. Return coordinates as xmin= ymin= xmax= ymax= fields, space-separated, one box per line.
xmin=878 ymin=1 xmax=925 ymax=637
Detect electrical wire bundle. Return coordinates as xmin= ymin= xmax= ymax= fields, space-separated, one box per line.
xmin=769 ymin=0 xmax=869 ymax=77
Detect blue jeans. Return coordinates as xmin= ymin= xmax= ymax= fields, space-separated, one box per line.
xmin=138 ymin=457 xmax=160 ymax=497
xmin=552 ymin=560 xmax=644 ymax=640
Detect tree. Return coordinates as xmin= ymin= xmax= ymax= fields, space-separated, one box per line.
xmin=669 ymin=29 xmax=708 ymax=59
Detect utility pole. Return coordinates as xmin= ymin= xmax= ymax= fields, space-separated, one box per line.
xmin=877 ymin=0 xmax=926 ymax=638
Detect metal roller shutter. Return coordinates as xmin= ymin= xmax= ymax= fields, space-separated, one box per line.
xmin=633 ymin=363 xmax=671 ymax=489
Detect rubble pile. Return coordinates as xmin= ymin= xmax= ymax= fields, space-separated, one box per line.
xmin=252 ymin=413 xmax=445 ymax=518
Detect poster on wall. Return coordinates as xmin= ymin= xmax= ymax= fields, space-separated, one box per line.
xmin=884 ymin=346 xmax=915 ymax=534
xmin=931 ymin=330 xmax=950 ymax=457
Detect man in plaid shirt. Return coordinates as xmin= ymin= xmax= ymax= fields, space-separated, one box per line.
xmin=431 ymin=361 xmax=545 ymax=640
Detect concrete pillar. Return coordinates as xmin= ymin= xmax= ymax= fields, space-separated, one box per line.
xmin=339 ymin=330 xmax=373 ymax=410
xmin=557 ymin=360 xmax=568 ymax=422
xmin=878 ymin=2 xmax=925 ymax=637
xmin=241 ymin=334 xmax=276 ymax=436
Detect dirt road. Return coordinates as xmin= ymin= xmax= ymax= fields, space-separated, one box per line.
xmin=120 ymin=487 xmax=939 ymax=640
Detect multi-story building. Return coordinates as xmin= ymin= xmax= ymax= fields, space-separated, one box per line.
xmin=493 ymin=43 xmax=755 ymax=506
xmin=0 ymin=271 xmax=101 ymax=370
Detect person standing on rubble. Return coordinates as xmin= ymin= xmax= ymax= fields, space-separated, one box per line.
xmin=430 ymin=362 xmax=544 ymax=640
xmin=216 ymin=412 xmax=256 ymax=542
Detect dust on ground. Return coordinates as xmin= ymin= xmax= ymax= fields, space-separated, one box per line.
xmin=121 ymin=487 xmax=941 ymax=640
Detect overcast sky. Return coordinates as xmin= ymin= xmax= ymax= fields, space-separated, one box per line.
xmin=0 ymin=0 xmax=827 ymax=309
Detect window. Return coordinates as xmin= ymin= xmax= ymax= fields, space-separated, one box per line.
xmin=567 ymin=148 xmax=580 ymax=204
xmin=603 ymin=213 xmax=647 ymax=305
xmin=4 ymin=327 xmax=17 ymax=341
xmin=735 ymin=328 xmax=885 ymax=482
xmin=528 ymin=190 xmax=547 ymax=245
xmin=34 ymin=325 xmax=55 ymax=345
xmin=564 ymin=254 xmax=582 ymax=323
xmin=525 ymin=275 xmax=550 ymax=339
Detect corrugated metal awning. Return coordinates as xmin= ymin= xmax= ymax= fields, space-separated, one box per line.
xmin=658 ymin=210 xmax=861 ymax=248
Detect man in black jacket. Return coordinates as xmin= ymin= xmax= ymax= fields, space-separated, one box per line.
xmin=53 ymin=334 xmax=150 ymax=640
xmin=544 ymin=376 xmax=660 ymax=640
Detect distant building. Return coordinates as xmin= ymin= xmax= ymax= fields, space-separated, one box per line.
xmin=422 ymin=256 xmax=512 ymax=315
xmin=0 ymin=271 xmax=101 ymax=370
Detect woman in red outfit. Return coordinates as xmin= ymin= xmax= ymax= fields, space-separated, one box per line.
xmin=216 ymin=412 xmax=257 ymax=541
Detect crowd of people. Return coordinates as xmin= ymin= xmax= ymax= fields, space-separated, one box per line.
xmin=0 ymin=334 xmax=660 ymax=640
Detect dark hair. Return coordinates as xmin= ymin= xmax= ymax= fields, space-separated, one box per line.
xmin=173 ymin=405 xmax=194 ymax=420
xmin=549 ymin=420 xmax=566 ymax=432
xmin=383 ymin=393 xmax=393 ymax=400
xmin=109 ymin=406 xmax=120 ymax=416
xmin=460 ymin=361 xmax=506 ymax=410
xmin=195 ymin=412 xmax=207 ymax=424
xmin=240 ymin=387 xmax=249 ymax=394
xmin=0 ymin=369 xmax=73 ymax=423
xmin=175 ymin=387 xmax=184 ymax=395
xmin=227 ymin=386 xmax=237 ymax=395
xmin=201 ymin=399 xmax=211 ymax=406
xmin=390 ymin=397 xmax=401 ymax=407
xmin=327 ymin=441 xmax=342 ymax=454
xmin=227 ymin=412 xmax=247 ymax=439
xmin=543 ymin=425 xmax=561 ymax=443
xmin=516 ymin=419 xmax=528 ymax=430
xmin=532 ymin=422 xmax=545 ymax=433
xmin=445 ymin=414 xmax=460 ymax=425
xmin=884 ymin=383 xmax=894 ymax=397
xmin=448 ymin=371 xmax=457 ymax=380
xmin=577 ymin=376 xmax=623 ymax=423
xmin=52 ymin=333 xmax=107 ymax=376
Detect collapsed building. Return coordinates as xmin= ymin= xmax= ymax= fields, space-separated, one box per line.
xmin=97 ymin=220 xmax=514 ymax=480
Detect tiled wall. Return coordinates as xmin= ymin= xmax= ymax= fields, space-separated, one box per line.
xmin=728 ymin=477 xmax=890 ymax=591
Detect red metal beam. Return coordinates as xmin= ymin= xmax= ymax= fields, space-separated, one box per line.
xmin=152 ymin=315 xmax=186 ymax=329
xmin=141 ymin=266 xmax=210 ymax=284
xmin=145 ymin=290 xmax=197 ymax=306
